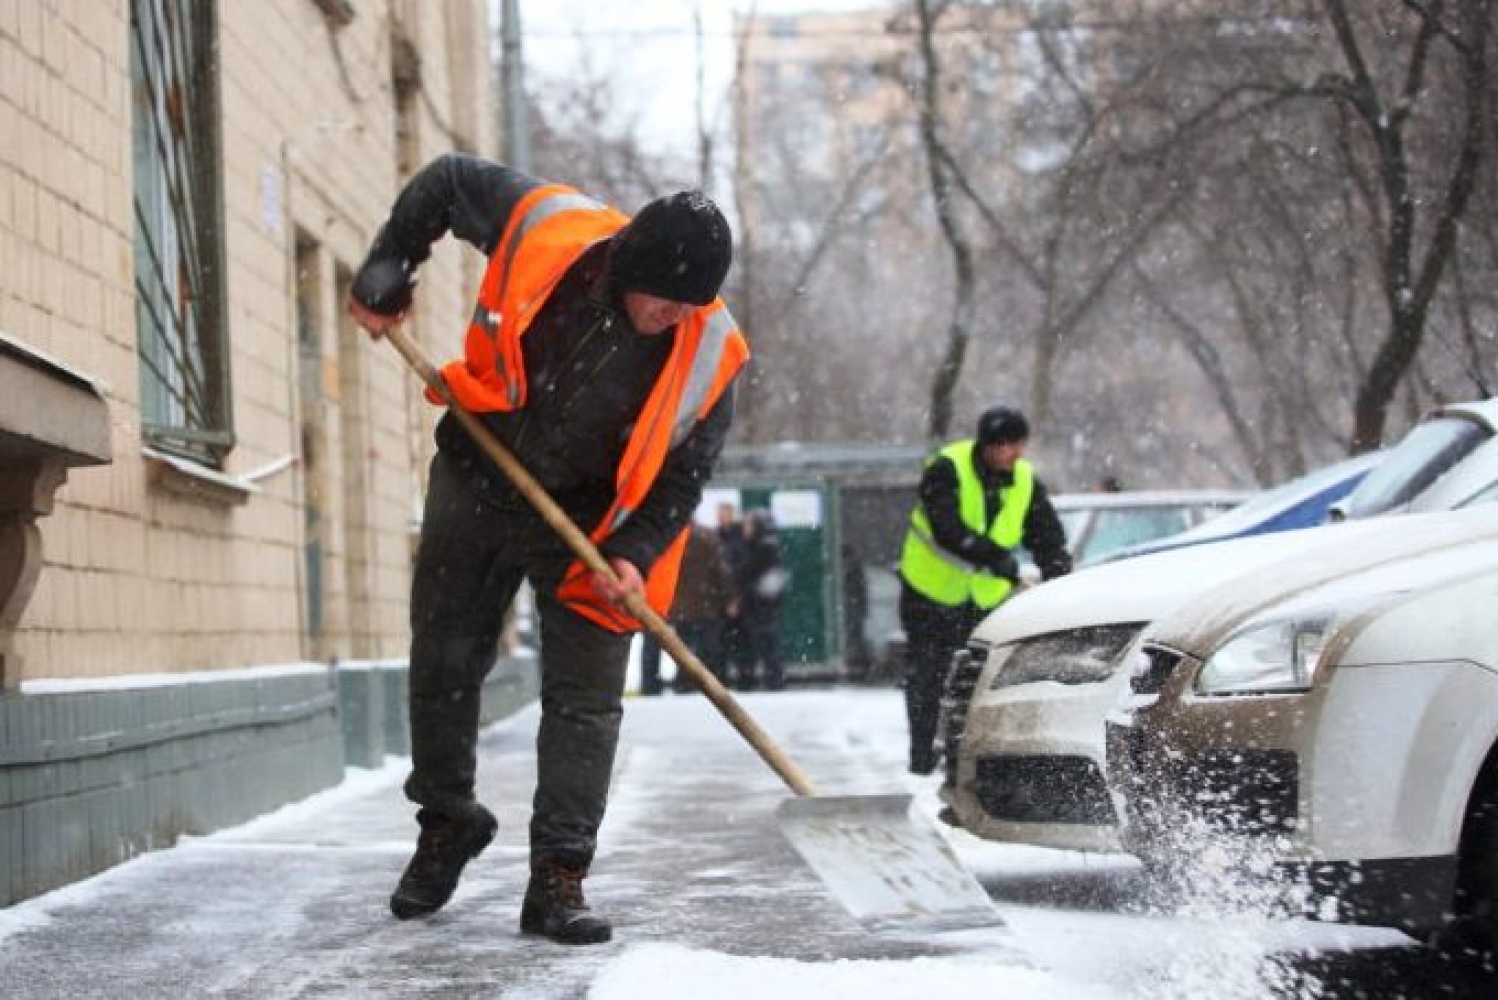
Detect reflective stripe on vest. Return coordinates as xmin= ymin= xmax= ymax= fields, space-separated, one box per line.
xmin=431 ymin=184 xmax=749 ymax=633
xmin=899 ymin=442 xmax=1034 ymax=610
xmin=672 ymin=307 xmax=737 ymax=449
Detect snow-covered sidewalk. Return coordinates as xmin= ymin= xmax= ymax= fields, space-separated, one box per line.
xmin=0 ymin=687 xmax=1452 ymax=999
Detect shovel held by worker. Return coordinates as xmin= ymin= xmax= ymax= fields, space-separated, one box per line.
xmin=383 ymin=323 xmax=1002 ymax=933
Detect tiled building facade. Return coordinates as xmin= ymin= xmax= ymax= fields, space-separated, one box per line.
xmin=0 ymin=0 xmax=536 ymax=905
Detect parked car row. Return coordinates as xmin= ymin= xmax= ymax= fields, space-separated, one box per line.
xmin=937 ymin=397 xmax=1498 ymax=952
xmin=1107 ymin=517 xmax=1498 ymax=941
xmin=886 ymin=488 xmax=1256 ymax=677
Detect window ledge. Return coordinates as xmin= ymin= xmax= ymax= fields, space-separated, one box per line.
xmin=143 ymin=446 xmax=259 ymax=507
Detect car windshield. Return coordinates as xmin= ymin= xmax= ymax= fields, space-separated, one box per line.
xmin=1058 ymin=510 xmax=1088 ymax=545
xmin=1080 ymin=507 xmax=1195 ymax=562
xmin=1336 ymin=416 xmax=1489 ymax=519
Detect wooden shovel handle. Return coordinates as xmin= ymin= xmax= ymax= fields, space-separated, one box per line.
xmin=383 ymin=324 xmax=818 ymax=798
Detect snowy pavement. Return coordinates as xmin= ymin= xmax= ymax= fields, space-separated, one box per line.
xmin=1 ymin=687 xmax=1494 ymax=999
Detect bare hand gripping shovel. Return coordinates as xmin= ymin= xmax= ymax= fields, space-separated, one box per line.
xmin=384 ymin=324 xmax=1002 ymax=933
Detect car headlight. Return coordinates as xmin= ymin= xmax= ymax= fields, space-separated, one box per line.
xmin=1195 ymin=616 xmax=1331 ymax=695
xmin=989 ymin=624 xmax=1143 ymax=689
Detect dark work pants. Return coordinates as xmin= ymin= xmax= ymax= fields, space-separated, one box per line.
xmin=406 ymin=453 xmax=629 ymax=871
xmin=898 ymin=585 xmax=984 ymax=769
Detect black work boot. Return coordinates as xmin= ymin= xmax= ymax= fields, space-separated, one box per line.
xmin=519 ymin=860 xmax=613 ymax=945
xmin=389 ymin=805 xmax=498 ymax=920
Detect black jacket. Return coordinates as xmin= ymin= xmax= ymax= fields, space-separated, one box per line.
xmin=916 ymin=450 xmax=1073 ymax=582
xmin=737 ymin=524 xmax=786 ymax=614
xmin=350 ymin=154 xmax=736 ymax=575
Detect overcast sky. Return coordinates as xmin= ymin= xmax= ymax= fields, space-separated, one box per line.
xmin=514 ymin=0 xmax=898 ymax=160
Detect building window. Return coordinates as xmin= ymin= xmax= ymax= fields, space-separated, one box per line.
xmin=130 ymin=0 xmax=232 ymax=466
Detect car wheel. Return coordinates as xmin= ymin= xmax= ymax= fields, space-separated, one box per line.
xmin=1449 ymin=761 xmax=1498 ymax=957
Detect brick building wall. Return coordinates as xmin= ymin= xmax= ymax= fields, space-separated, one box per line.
xmin=0 ymin=0 xmax=494 ymax=682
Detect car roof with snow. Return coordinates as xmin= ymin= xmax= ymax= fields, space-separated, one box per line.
xmin=1049 ymin=489 xmax=1251 ymax=511
xmin=1332 ymin=397 xmax=1498 ymax=520
xmin=1443 ymin=397 xmax=1498 ymax=429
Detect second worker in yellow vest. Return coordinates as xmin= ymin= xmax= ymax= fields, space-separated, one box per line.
xmin=898 ymin=406 xmax=1072 ymax=777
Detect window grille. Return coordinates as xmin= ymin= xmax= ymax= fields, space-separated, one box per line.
xmin=131 ymin=0 xmax=232 ymax=465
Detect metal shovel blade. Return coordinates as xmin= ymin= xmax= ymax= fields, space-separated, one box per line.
xmin=777 ymin=794 xmax=1005 ymax=933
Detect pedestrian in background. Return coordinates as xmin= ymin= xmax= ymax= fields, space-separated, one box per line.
xmin=668 ymin=521 xmax=738 ymax=690
xmin=734 ymin=509 xmax=788 ymax=691
xmin=897 ymin=406 xmax=1071 ymax=775
xmin=841 ymin=543 xmax=872 ymax=679
xmin=715 ymin=502 xmax=750 ymax=683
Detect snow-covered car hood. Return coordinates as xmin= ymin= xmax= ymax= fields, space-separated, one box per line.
xmin=970 ymin=505 xmax=1498 ymax=649
xmin=1144 ymin=505 xmax=1498 ymax=657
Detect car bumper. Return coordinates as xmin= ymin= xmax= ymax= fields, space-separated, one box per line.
xmin=1105 ymin=711 xmax=1457 ymax=935
xmin=948 ymin=679 xmax=1127 ymax=852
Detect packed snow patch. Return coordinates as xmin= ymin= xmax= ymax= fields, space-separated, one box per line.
xmin=588 ymin=942 xmax=1128 ymax=1000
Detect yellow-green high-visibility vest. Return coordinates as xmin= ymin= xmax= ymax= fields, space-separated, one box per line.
xmin=900 ymin=441 xmax=1034 ymax=609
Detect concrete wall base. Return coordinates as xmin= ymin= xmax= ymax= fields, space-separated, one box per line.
xmin=1 ymin=653 xmax=539 ymax=907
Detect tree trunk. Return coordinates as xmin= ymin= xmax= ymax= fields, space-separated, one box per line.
xmin=915 ymin=0 xmax=976 ymax=443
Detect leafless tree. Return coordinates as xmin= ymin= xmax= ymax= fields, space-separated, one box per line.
xmin=1100 ymin=0 xmax=1494 ymax=457
xmin=912 ymin=0 xmax=978 ymax=442
xmin=515 ymin=0 xmax=1498 ymax=484
xmin=1315 ymin=0 xmax=1492 ymax=450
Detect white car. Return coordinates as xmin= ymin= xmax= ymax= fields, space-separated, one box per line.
xmin=944 ymin=403 xmax=1498 ymax=856
xmin=1105 ymin=512 xmax=1498 ymax=946
xmin=941 ymin=497 xmax=1498 ymax=854
xmin=940 ymin=516 xmax=1448 ymax=850
xmin=1330 ymin=397 xmax=1498 ymax=520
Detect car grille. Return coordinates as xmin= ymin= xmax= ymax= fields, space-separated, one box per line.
xmin=1181 ymin=749 xmax=1300 ymax=835
xmin=975 ymin=754 xmax=1118 ymax=825
xmin=1125 ymin=748 xmax=1300 ymax=840
xmin=1131 ymin=646 xmax=1184 ymax=695
xmin=936 ymin=644 xmax=988 ymax=785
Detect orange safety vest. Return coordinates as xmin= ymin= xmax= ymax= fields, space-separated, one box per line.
xmin=432 ymin=183 xmax=749 ymax=633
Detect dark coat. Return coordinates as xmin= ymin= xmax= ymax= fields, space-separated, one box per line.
xmin=737 ymin=516 xmax=787 ymax=615
xmin=671 ymin=524 xmax=735 ymax=623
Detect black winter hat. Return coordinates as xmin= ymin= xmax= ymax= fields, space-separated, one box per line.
xmin=611 ymin=190 xmax=732 ymax=306
xmin=977 ymin=406 xmax=1030 ymax=445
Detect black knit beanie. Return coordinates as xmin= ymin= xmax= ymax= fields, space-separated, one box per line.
xmin=977 ymin=406 xmax=1030 ymax=445
xmin=611 ymin=190 xmax=733 ymax=306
